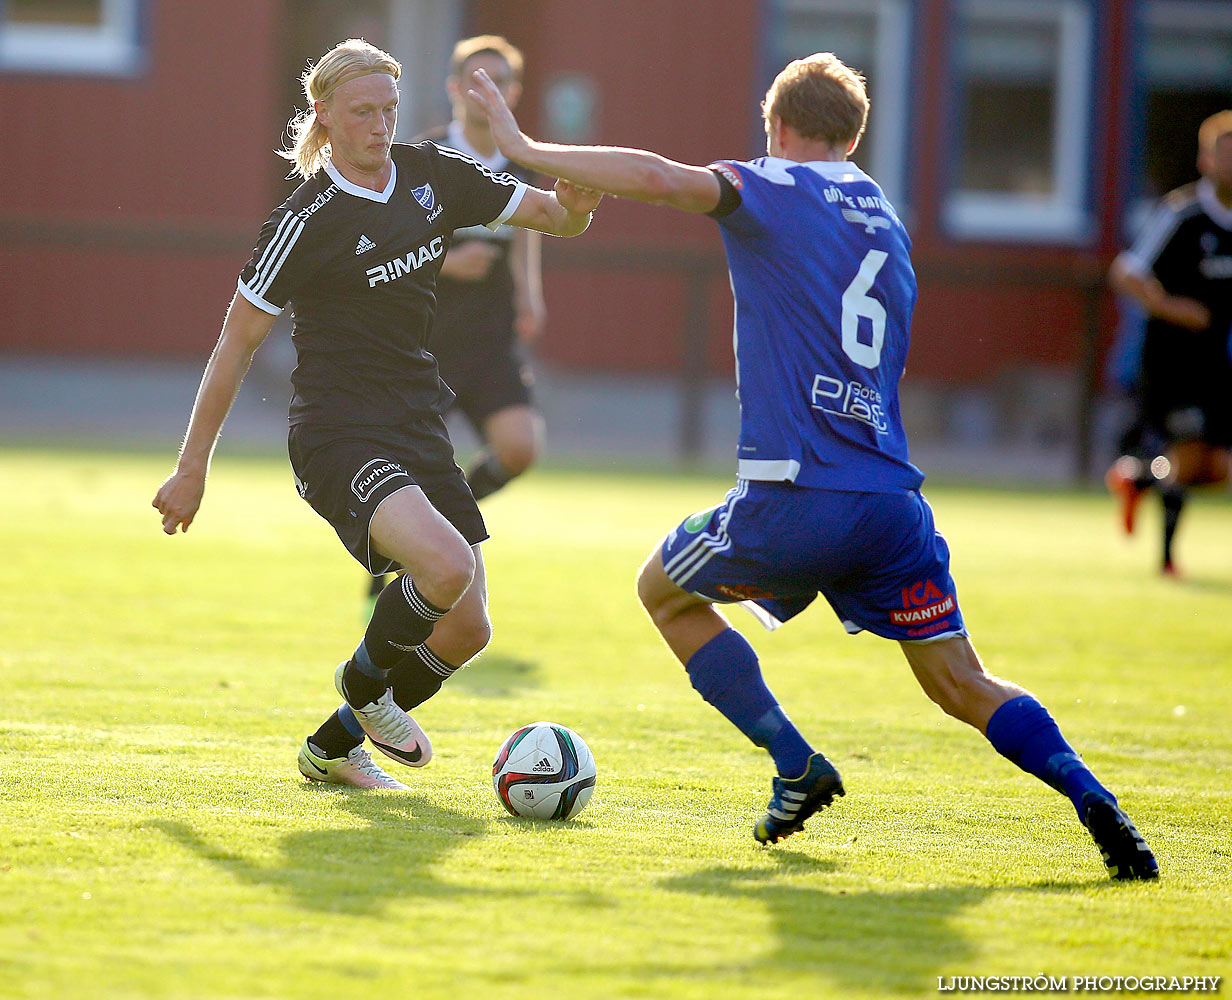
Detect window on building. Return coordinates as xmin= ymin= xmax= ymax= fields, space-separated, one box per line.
xmin=768 ymin=0 xmax=913 ymax=207
xmin=1139 ymin=1 xmax=1232 ymax=200
xmin=0 ymin=0 xmax=142 ymax=75
xmin=943 ymin=0 xmax=1095 ymax=243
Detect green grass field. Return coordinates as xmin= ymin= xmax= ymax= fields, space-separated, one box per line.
xmin=1 ymin=445 xmax=1229 ymax=999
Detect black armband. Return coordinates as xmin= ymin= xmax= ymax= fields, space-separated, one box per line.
xmin=706 ymin=166 xmax=744 ymax=218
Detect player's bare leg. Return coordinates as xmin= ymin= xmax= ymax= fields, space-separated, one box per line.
xmin=361 ymin=547 xmax=491 ymax=768
xmin=1170 ymin=440 xmax=1228 ymax=487
xmin=333 ymin=488 xmax=475 ymax=760
xmin=466 ymin=404 xmax=543 ymax=501
xmin=315 ymin=548 xmax=491 ymax=771
xmin=407 ymin=546 xmax=490 ymax=666
xmin=635 ymin=551 xmax=727 ymax=663
xmin=1204 ymin=445 xmax=1230 ymax=486
xmin=370 ymin=487 xmax=476 ymax=604
xmin=900 ymin=636 xmax=1158 ymax=880
xmin=898 ymin=635 xmax=1024 ymax=731
xmin=637 ymin=551 xmax=843 ymax=843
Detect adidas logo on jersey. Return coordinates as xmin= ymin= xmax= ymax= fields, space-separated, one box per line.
xmin=533 ymin=757 xmax=554 ymax=773
xmin=354 ymin=234 xmax=377 ymax=255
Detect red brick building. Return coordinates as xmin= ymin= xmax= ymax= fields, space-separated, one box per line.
xmin=2 ymin=0 xmax=1229 ymax=465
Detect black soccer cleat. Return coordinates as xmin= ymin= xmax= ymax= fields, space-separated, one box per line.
xmin=1082 ymin=794 xmax=1159 ymax=881
xmin=754 ymin=752 xmax=845 ymax=844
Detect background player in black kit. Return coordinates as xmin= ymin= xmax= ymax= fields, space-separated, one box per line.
xmin=365 ymin=35 xmax=546 ymax=611
xmin=1106 ymin=110 xmax=1232 ymax=575
xmin=431 ymin=35 xmax=546 ymax=502
xmin=153 ymin=38 xmax=599 ymax=789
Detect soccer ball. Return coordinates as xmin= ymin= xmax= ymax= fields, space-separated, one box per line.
xmin=492 ymin=722 xmax=597 ymax=820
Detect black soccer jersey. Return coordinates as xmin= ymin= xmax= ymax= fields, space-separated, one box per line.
xmin=1124 ymin=178 xmax=1232 ymax=388
xmin=237 ymin=142 xmax=526 ymax=427
xmin=418 ymin=122 xmax=537 ymax=363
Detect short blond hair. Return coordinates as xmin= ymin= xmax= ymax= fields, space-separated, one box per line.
xmin=448 ymin=34 xmax=523 ymax=82
xmin=278 ymin=38 xmax=402 ymax=179
xmin=1198 ymin=110 xmax=1232 ymax=154
xmin=762 ymin=52 xmax=869 ymax=151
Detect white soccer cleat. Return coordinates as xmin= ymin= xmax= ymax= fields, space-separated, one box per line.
xmin=296 ymin=739 xmax=409 ymax=790
xmin=334 ymin=662 xmax=432 ymax=766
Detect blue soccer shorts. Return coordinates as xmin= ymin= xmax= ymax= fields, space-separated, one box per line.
xmin=659 ymin=480 xmax=967 ymax=643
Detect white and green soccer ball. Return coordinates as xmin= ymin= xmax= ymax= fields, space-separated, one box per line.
xmin=492 ymin=721 xmax=597 ymax=820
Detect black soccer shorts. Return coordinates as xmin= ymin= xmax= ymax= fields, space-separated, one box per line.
xmin=288 ymin=418 xmax=488 ymax=575
xmin=440 ymin=347 xmax=535 ymax=428
xmin=1142 ymin=384 xmax=1232 ymax=448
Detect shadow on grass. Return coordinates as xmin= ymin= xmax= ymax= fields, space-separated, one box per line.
xmin=660 ymin=851 xmax=1093 ymax=993
xmin=151 ymin=791 xmax=490 ymax=916
xmin=1175 ymin=574 xmax=1232 ymax=595
xmin=449 ymin=653 xmax=540 ymax=698
xmin=490 ymin=814 xmax=600 ymax=833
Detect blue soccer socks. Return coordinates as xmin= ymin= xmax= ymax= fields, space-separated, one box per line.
xmin=685 ymin=628 xmax=815 ymax=777
xmin=985 ymin=695 xmax=1114 ymax=819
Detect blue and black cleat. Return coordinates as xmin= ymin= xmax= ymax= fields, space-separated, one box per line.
xmin=1082 ymin=794 xmax=1159 ymax=881
xmin=754 ymin=752 xmax=845 ymax=844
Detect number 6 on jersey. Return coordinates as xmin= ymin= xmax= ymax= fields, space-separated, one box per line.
xmin=841 ymin=249 xmax=888 ymax=369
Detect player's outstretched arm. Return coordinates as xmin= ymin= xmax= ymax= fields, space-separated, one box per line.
xmin=508 ymin=179 xmax=602 ymax=238
xmin=469 ymin=68 xmax=720 ymax=215
xmin=152 ymin=294 xmax=275 ymax=535
xmin=1110 ymin=254 xmax=1212 ymax=331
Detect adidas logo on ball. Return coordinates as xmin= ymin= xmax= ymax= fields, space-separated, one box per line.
xmin=533 ymin=757 xmax=553 ymax=772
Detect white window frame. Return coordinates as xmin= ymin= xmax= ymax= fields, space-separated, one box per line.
xmin=944 ymin=0 xmax=1094 ymax=244
xmin=0 ymin=0 xmax=142 ymax=75
xmin=773 ymin=0 xmax=913 ymax=208
xmin=1127 ymin=0 xmax=1232 ymax=224
xmin=1146 ymin=1 xmax=1232 ymax=40
xmin=1143 ymin=0 xmax=1232 ymax=85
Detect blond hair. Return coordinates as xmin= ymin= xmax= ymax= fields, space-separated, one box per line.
xmin=448 ymin=34 xmax=523 ymax=82
xmin=1198 ymin=110 xmax=1232 ymax=154
xmin=762 ymin=52 xmax=869 ymax=151
xmin=278 ymin=38 xmax=402 ymax=179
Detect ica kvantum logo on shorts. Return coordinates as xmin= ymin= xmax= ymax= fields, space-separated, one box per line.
xmin=890 ymin=579 xmax=954 ymax=625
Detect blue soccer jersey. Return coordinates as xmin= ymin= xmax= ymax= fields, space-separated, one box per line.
xmin=709 ymin=157 xmax=923 ymax=493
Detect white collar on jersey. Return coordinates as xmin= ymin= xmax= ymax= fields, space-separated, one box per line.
xmin=445 ymin=120 xmax=510 ymax=172
xmin=799 ymin=158 xmax=872 ymax=185
xmin=324 ymin=158 xmax=398 ymax=204
xmin=1197 ymin=178 xmax=1232 ymax=231
xmin=749 ymin=156 xmax=872 ymax=187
